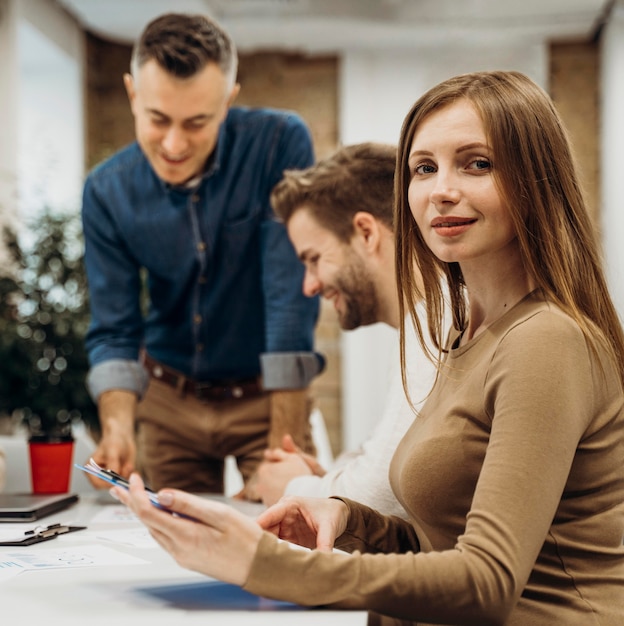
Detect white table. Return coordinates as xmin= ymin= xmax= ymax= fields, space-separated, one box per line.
xmin=0 ymin=492 xmax=367 ymax=625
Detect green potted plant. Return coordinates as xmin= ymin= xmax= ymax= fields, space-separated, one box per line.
xmin=0 ymin=210 xmax=98 ymax=443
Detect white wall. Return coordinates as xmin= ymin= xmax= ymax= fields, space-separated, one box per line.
xmin=600 ymin=1 xmax=624 ymax=319
xmin=16 ymin=0 xmax=85 ymax=222
xmin=339 ymin=44 xmax=548 ymax=147
xmin=338 ymin=42 xmax=549 ymax=450
xmin=0 ymin=0 xmax=19 ymax=229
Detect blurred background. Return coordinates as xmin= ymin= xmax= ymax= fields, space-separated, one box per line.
xmin=1 ymin=0 xmax=623 ymax=460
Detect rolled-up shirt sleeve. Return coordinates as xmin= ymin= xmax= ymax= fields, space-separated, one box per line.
xmin=260 ymin=351 xmax=325 ymax=390
xmin=86 ymin=358 xmax=150 ymax=402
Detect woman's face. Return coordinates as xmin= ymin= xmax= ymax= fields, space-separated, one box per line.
xmin=407 ymin=100 xmax=517 ymax=269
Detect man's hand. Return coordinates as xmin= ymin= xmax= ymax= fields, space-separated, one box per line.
xmin=253 ymin=450 xmax=313 ymax=506
xmin=243 ymin=434 xmax=328 ymax=507
xmin=87 ymin=389 xmax=137 ymax=489
xmin=233 ymin=469 xmax=263 ymax=502
xmin=234 ymin=453 xmax=305 ymax=504
xmin=271 ymin=434 xmax=326 ymax=477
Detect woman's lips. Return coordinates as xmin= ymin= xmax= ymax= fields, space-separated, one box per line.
xmin=431 ymin=217 xmax=477 ymax=237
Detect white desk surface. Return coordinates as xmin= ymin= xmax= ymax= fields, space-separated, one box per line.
xmin=0 ymin=492 xmax=367 ymax=625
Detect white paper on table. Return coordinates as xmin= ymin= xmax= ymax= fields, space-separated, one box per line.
xmin=0 ymin=543 xmax=149 ymax=571
xmin=96 ymin=527 xmax=158 ymax=549
xmin=0 ymin=524 xmax=42 ymax=542
xmin=0 ymin=557 xmax=27 ymax=582
xmin=89 ymin=505 xmax=139 ymax=524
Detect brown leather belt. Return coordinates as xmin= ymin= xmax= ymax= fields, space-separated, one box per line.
xmin=141 ymin=353 xmax=264 ymax=402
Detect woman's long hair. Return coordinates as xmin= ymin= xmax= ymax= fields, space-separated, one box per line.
xmin=395 ymin=70 xmax=624 ymax=392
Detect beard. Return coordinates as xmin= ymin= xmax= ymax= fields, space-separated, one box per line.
xmin=332 ymin=256 xmax=379 ymax=330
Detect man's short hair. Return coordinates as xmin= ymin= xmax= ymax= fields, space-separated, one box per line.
xmin=130 ymin=13 xmax=238 ymax=88
xmin=271 ymin=142 xmax=397 ymax=242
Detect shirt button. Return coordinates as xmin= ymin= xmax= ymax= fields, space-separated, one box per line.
xmin=194 ymin=314 xmax=202 ymax=324
xmin=198 ymin=276 xmax=207 ymax=284
xmin=197 ymin=242 xmax=206 ymax=251
xmin=192 ymin=194 xmax=200 ymax=202
xmin=197 ymin=343 xmax=204 ymax=352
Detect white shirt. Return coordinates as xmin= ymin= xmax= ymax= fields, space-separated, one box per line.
xmin=285 ymin=308 xmax=438 ymax=518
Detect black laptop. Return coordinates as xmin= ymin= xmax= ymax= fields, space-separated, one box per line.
xmin=0 ymin=493 xmax=79 ymax=522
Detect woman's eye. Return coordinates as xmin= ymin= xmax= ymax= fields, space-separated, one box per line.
xmin=414 ymin=163 xmax=436 ymax=175
xmin=468 ymin=158 xmax=491 ymax=171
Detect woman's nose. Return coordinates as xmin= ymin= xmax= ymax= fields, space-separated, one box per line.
xmin=429 ymin=170 xmax=461 ymax=205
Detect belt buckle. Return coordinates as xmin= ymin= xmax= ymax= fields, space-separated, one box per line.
xmin=194 ymin=381 xmax=245 ymax=401
xmin=194 ymin=381 xmax=214 ymax=401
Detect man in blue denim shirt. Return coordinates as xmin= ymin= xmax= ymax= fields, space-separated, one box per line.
xmin=81 ymin=13 xmax=322 ymax=498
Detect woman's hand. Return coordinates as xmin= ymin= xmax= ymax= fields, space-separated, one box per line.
xmin=111 ymin=473 xmax=263 ymax=585
xmin=256 ymin=495 xmax=349 ymax=552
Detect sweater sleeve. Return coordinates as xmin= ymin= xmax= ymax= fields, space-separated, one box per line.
xmin=333 ymin=498 xmax=422 ymax=554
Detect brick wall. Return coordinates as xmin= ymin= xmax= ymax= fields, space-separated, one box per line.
xmin=85 ymin=35 xmax=134 ymax=169
xmin=549 ymin=41 xmax=600 ymax=230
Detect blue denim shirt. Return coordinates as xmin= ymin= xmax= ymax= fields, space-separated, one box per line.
xmin=82 ymin=107 xmax=322 ymax=400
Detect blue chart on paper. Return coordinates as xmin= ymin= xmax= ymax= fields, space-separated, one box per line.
xmin=134 ymin=580 xmax=310 ymax=611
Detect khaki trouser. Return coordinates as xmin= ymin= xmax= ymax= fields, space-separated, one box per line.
xmin=135 ymin=378 xmax=278 ymax=493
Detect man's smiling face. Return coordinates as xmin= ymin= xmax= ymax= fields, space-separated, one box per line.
xmin=287 ymin=208 xmax=379 ymax=330
xmin=125 ymin=59 xmax=236 ymax=185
